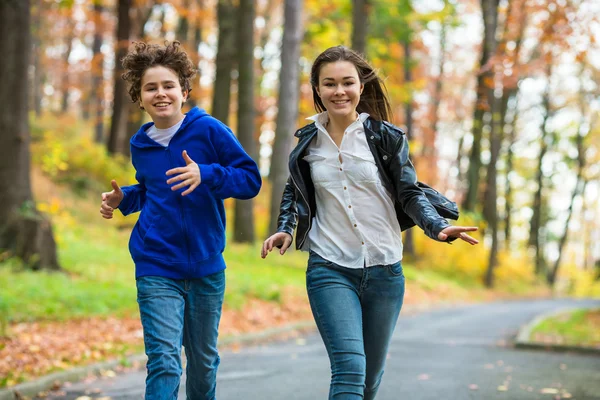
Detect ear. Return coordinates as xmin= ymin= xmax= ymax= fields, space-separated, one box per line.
xmin=182 ymin=90 xmax=189 ymax=102
xmin=360 ymin=83 xmax=364 ymax=95
xmin=315 ymin=86 xmax=321 ymax=97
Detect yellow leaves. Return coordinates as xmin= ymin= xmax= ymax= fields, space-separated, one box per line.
xmin=37 ymin=198 xmax=62 ymax=216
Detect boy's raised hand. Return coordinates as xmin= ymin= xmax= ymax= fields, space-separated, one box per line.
xmin=100 ymin=180 xmax=124 ymax=219
xmin=166 ymin=150 xmax=201 ymax=196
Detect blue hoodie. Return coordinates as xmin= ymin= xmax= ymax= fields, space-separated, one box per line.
xmin=118 ymin=107 xmax=262 ymax=279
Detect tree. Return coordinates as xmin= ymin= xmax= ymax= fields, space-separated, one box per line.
xmin=211 ymin=0 xmax=237 ymax=124
xmin=90 ymin=0 xmax=106 ymax=143
xmin=268 ymin=0 xmax=304 ymax=235
xmin=233 ymin=0 xmax=257 ymax=243
xmin=106 ymin=0 xmax=133 ymax=155
xmin=0 ymin=0 xmax=59 ymax=270
xmin=351 ymin=0 xmax=369 ymax=55
xmin=463 ymin=0 xmax=500 ymax=213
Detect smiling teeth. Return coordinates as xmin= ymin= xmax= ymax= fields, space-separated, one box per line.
xmin=155 ymin=103 xmax=169 ymax=107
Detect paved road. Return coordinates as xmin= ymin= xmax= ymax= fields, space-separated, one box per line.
xmin=42 ymin=299 xmax=600 ymax=400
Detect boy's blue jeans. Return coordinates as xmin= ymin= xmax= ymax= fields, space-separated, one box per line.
xmin=136 ymin=272 xmax=225 ymax=400
xmin=307 ymin=251 xmax=405 ymax=400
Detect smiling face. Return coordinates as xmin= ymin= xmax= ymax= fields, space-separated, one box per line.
xmin=140 ymin=65 xmax=188 ymax=128
xmin=315 ymin=61 xmax=364 ymax=121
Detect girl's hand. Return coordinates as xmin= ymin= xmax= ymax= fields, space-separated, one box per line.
xmin=438 ymin=226 xmax=479 ymax=245
xmin=261 ymin=232 xmax=293 ymax=258
xmin=100 ymin=180 xmax=123 ymax=219
xmin=166 ymin=150 xmax=201 ymax=196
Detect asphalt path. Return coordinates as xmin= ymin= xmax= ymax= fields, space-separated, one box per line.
xmin=42 ymin=298 xmax=600 ymax=400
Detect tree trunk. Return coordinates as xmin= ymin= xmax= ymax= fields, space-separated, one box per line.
xmin=107 ymin=0 xmax=132 ymax=155
xmin=463 ymin=0 xmax=500 ymax=212
xmin=351 ymin=0 xmax=369 ymax=55
xmin=122 ymin=5 xmax=153 ymax=158
xmin=91 ymin=2 xmax=106 ymax=143
xmin=402 ymin=39 xmax=415 ymax=258
xmin=233 ymin=0 xmax=256 ymax=243
xmin=529 ymin=64 xmax=553 ymax=277
xmin=547 ymin=109 xmax=588 ymax=285
xmin=268 ymin=0 xmax=304 ymax=236
xmin=31 ymin=0 xmax=43 ymax=117
xmin=0 ymin=0 xmax=59 ymax=270
xmin=211 ymin=0 xmax=237 ymax=124
xmin=479 ymin=0 xmax=500 ymax=287
xmin=61 ymin=24 xmax=74 ymax=114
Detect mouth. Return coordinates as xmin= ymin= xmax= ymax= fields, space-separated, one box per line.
xmin=332 ymin=100 xmax=350 ymax=105
xmin=153 ymin=102 xmax=171 ymax=108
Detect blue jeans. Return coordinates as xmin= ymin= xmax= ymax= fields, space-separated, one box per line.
xmin=136 ymin=272 xmax=225 ymax=400
xmin=307 ymin=251 xmax=405 ymax=400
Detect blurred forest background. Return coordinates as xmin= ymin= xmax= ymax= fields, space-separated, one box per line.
xmin=0 ymin=0 xmax=600 ymax=387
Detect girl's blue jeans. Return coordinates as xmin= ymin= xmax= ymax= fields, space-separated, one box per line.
xmin=307 ymin=251 xmax=405 ymax=400
xmin=136 ymin=272 xmax=225 ymax=400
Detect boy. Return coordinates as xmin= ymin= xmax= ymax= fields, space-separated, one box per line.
xmin=100 ymin=41 xmax=261 ymax=400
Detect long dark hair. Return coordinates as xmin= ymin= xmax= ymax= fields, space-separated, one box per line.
xmin=310 ymin=46 xmax=392 ymax=122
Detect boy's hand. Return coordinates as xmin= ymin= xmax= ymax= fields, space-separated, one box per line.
xmin=166 ymin=150 xmax=201 ymax=196
xmin=261 ymin=232 xmax=293 ymax=258
xmin=100 ymin=180 xmax=123 ymax=219
xmin=438 ymin=226 xmax=479 ymax=245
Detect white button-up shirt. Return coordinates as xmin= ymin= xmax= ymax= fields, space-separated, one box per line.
xmin=304 ymin=112 xmax=403 ymax=268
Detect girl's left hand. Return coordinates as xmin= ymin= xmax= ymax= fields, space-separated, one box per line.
xmin=438 ymin=226 xmax=479 ymax=245
xmin=166 ymin=150 xmax=201 ymax=196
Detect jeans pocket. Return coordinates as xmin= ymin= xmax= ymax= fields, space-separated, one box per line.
xmin=387 ymin=262 xmax=404 ymax=277
xmin=307 ymin=250 xmax=333 ymax=272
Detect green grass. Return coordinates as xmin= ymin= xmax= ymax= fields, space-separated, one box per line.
xmin=530 ymin=308 xmax=600 ymax=347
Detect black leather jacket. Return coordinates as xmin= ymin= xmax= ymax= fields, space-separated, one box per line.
xmin=276 ymin=117 xmax=458 ymax=250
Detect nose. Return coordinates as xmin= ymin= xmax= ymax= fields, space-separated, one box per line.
xmin=334 ymin=84 xmax=344 ymax=95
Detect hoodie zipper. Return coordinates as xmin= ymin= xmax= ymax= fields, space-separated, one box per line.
xmin=167 ymin=147 xmax=191 ymax=269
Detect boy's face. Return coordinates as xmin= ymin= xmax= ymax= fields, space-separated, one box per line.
xmin=140 ymin=65 xmax=188 ymax=129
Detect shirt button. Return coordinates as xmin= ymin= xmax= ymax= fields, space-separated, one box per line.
xmin=354 ymin=224 xmax=357 ymax=227
xmin=383 ymin=155 xmax=388 ymax=160
xmin=348 ymin=205 xmax=352 ymax=208
xmin=339 ymin=168 xmax=343 ymax=171
xmin=362 ymin=242 xmax=365 ymax=245
xmin=370 ymin=136 xmax=374 ymax=139
xmin=344 ymin=186 xmax=347 ymax=190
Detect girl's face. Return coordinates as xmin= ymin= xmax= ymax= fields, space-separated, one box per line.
xmin=140 ymin=65 xmax=188 ymax=129
xmin=316 ymin=61 xmax=364 ymax=120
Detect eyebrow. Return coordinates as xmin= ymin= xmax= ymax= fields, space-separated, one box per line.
xmin=322 ymin=77 xmax=356 ymax=81
xmin=143 ymin=80 xmax=176 ymax=87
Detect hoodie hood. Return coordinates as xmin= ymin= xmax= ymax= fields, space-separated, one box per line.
xmin=130 ymin=107 xmax=210 ymax=149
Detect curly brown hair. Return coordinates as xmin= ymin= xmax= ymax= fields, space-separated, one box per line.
xmin=121 ymin=41 xmax=196 ymax=103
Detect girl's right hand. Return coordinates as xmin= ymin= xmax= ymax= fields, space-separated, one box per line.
xmin=261 ymin=232 xmax=293 ymax=258
xmin=100 ymin=180 xmax=124 ymax=219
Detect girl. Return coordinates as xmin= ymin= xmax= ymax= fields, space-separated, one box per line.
xmin=100 ymin=41 xmax=261 ymax=400
xmin=262 ymin=45 xmax=478 ymax=400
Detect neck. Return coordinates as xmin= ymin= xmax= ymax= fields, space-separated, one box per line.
xmin=326 ymin=112 xmax=358 ymax=134
xmin=154 ymin=113 xmax=185 ymax=129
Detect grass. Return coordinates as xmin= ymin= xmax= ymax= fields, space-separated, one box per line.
xmin=530 ymin=308 xmax=600 ymax=347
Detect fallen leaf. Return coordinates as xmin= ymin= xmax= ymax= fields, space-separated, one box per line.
xmin=541 ymin=388 xmax=559 ymax=394
xmin=497 ymin=385 xmax=508 ymax=391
